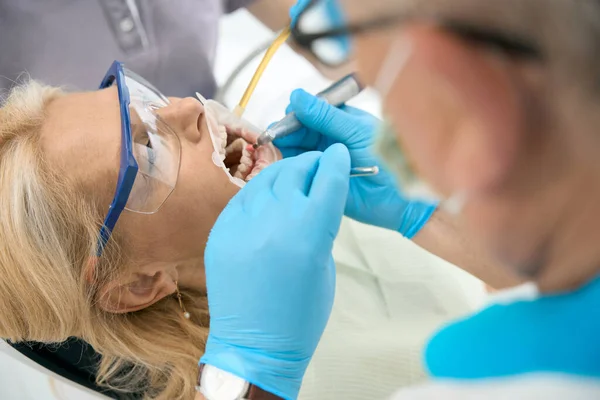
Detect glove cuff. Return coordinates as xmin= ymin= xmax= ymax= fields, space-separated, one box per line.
xmin=201 ymin=335 xmax=308 ymax=400
xmin=397 ymin=201 xmax=438 ymax=239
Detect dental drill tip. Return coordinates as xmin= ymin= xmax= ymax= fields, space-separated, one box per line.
xmin=350 ymin=166 xmax=380 ymax=178
xmin=254 ymin=131 xmax=275 ymax=149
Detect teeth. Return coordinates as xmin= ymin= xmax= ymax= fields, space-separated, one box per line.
xmin=245 ymin=161 xmax=268 ymax=182
xmin=221 ymin=131 xmax=260 ymax=181
xmin=210 ymin=122 xmax=228 ymax=155
xmin=225 ymin=138 xmax=246 ymax=155
xmin=240 ymin=155 xmax=252 ymax=167
xmin=246 ymin=171 xmax=259 ymax=182
xmin=218 ymin=125 xmax=227 ymax=142
xmin=255 ymin=160 xmax=269 ymax=169
xmin=211 ymin=124 xmax=227 ymax=154
xmin=242 ymin=145 xmax=251 ymax=158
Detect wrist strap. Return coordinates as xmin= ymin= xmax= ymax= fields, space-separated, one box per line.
xmin=198 ymin=364 xmax=284 ymax=400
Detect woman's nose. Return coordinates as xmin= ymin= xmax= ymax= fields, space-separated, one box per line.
xmin=157 ymin=97 xmax=205 ymax=143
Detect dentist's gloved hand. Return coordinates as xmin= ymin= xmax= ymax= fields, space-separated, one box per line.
xmin=201 ymin=145 xmax=351 ymax=400
xmin=275 ymin=89 xmax=437 ymax=238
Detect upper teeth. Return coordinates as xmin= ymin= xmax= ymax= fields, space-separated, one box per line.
xmin=225 ymin=138 xmax=246 ymax=155
xmin=214 ymin=124 xmax=259 ymax=181
xmin=217 ymin=125 xmax=227 ymax=155
xmin=233 ymin=140 xmax=254 ymax=180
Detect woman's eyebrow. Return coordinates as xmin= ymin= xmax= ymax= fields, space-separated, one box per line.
xmin=442 ymin=19 xmax=544 ymax=61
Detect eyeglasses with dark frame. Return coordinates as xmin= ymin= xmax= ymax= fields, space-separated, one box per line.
xmin=290 ymin=0 xmax=543 ymax=68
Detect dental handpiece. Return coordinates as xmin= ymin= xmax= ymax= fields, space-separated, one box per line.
xmin=253 ymin=74 xmax=364 ymax=149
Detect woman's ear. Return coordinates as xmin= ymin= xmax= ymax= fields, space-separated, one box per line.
xmin=97 ymin=270 xmax=177 ymax=314
xmin=385 ymin=25 xmax=530 ymax=195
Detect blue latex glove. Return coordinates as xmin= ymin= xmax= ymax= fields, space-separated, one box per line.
xmin=275 ymin=89 xmax=437 ymax=238
xmin=201 ymin=145 xmax=351 ymax=400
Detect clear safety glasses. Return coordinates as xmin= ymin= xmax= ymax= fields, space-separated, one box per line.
xmin=291 ymin=0 xmax=543 ymax=68
xmin=97 ymin=61 xmax=181 ymax=254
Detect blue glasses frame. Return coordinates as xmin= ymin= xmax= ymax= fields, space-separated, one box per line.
xmin=97 ymin=61 xmax=139 ymax=255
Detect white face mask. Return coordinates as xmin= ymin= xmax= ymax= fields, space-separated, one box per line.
xmin=371 ymin=38 xmax=467 ymax=215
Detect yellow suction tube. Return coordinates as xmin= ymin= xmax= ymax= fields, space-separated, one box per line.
xmin=233 ymin=27 xmax=291 ymax=117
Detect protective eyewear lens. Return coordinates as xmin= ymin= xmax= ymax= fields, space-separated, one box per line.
xmin=123 ymin=71 xmax=181 ymax=214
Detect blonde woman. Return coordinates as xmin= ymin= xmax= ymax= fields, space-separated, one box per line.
xmin=0 ymin=61 xmax=276 ymax=399
xmin=0 ymin=61 xmax=483 ymax=400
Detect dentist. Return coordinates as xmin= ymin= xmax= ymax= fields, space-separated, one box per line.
xmin=196 ymin=0 xmax=600 ymax=399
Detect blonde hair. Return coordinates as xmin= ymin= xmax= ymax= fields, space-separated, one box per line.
xmin=0 ymin=81 xmax=210 ymax=399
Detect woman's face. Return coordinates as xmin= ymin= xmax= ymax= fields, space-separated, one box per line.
xmin=39 ymin=86 xmax=279 ymax=311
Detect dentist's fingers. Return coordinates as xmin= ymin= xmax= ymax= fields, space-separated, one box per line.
xmin=272 ymin=152 xmax=323 ymax=199
xmin=229 ymin=158 xmax=282 ymax=217
xmin=273 ymin=127 xmax=321 ymax=154
xmin=273 ymin=129 xmax=308 ymax=149
xmin=237 ymin=156 xmax=281 ymax=196
xmin=290 ymin=89 xmax=365 ymax=146
xmin=279 ymin=147 xmax=306 ymax=159
xmin=309 ymin=144 xmax=350 ymax=228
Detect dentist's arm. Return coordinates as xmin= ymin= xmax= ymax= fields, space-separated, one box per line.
xmin=200 ymin=145 xmax=351 ymax=399
xmin=277 ymin=90 xmax=523 ymax=289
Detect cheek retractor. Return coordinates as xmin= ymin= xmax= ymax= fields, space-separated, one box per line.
xmin=199 ymin=96 xmax=246 ymax=188
xmin=198 ymin=94 xmax=281 ymax=186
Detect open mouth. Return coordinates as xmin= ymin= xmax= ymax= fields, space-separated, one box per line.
xmin=212 ymin=122 xmax=281 ymax=183
xmin=202 ymin=98 xmax=281 ymax=186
